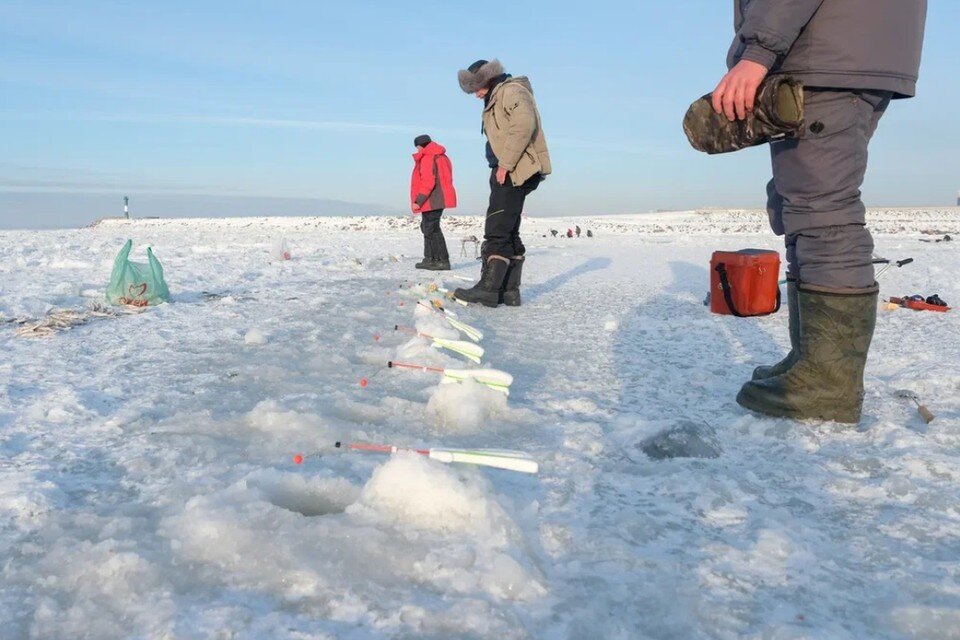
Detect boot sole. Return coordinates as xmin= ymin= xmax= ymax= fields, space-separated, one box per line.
xmin=736 ymin=385 xmax=862 ymax=424
xmin=454 ymin=298 xmax=500 ymax=308
xmin=453 ymin=292 xmax=500 ymax=307
xmin=502 ymin=292 xmax=521 ymax=307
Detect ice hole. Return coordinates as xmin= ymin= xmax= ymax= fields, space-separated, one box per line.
xmin=248 ymin=473 xmax=360 ymax=517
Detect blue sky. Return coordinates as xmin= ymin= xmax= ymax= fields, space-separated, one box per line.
xmin=1 ymin=0 xmax=957 ymax=228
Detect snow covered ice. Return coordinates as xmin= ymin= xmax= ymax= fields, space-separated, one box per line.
xmin=1 ymin=209 xmax=959 ymax=639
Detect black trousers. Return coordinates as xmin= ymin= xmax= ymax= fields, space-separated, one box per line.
xmin=420 ymin=209 xmax=449 ymax=260
xmin=483 ymin=170 xmax=541 ymax=258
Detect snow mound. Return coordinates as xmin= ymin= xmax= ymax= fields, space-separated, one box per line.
xmin=27 ymin=540 xmax=175 ymax=640
xmin=244 ymin=400 xmax=336 ymax=453
xmin=414 ymin=314 xmax=461 ymax=341
xmin=0 ymin=476 xmax=58 ymax=526
xmin=427 ymin=377 xmax=508 ymax=433
xmin=243 ymin=328 xmax=269 ymax=345
xmin=350 ymin=452 xmax=516 ymax=541
xmin=159 ymin=455 xmax=545 ymax=623
xmin=395 ymin=336 xmax=444 ymax=363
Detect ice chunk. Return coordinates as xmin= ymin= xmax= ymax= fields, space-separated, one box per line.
xmin=639 ymin=420 xmax=721 ymax=460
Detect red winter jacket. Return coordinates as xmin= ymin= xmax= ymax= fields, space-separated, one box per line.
xmin=410 ymin=142 xmax=457 ymax=213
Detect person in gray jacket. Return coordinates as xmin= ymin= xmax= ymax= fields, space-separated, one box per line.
xmin=712 ymin=0 xmax=927 ymax=423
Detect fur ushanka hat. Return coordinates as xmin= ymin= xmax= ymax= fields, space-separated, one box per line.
xmin=458 ymin=59 xmax=504 ymax=93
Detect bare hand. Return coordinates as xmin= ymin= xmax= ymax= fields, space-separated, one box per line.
xmin=496 ymin=166 xmax=508 ymax=185
xmin=711 ymin=60 xmax=769 ymax=122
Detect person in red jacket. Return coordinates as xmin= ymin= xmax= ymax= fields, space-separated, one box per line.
xmin=411 ymin=134 xmax=457 ymax=270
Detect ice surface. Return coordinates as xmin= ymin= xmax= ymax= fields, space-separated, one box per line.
xmin=1 ymin=209 xmax=958 ymax=639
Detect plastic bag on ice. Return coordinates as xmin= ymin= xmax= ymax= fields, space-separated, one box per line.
xmin=272 ymin=237 xmax=291 ymax=261
xmin=106 ymin=239 xmax=171 ymax=307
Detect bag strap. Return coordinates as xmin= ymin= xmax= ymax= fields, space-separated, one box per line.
xmin=715 ymin=263 xmax=781 ymax=318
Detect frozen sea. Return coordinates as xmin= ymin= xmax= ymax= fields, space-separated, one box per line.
xmin=1 ymin=209 xmax=958 ymax=639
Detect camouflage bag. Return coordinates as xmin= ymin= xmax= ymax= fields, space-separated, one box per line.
xmin=683 ymin=77 xmax=804 ymax=155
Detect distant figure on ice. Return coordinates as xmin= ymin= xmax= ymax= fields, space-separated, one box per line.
xmin=410 ymin=134 xmax=457 ymax=270
xmin=453 ymin=59 xmax=551 ymax=307
xmin=586 ymin=229 xmax=593 ymax=238
xmin=566 ymin=228 xmax=573 ymax=238
xmin=575 ymin=225 xmax=581 ymax=238
xmin=690 ymin=0 xmax=927 ymax=423
xmin=550 ymin=229 xmax=558 ymax=238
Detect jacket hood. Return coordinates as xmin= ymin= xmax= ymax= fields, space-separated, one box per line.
xmin=414 ymin=141 xmax=446 ymax=157
xmin=507 ymin=76 xmax=533 ymax=93
xmin=484 ymin=76 xmax=534 ymax=113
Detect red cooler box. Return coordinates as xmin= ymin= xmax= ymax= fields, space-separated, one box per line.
xmin=710 ymin=249 xmax=781 ymax=317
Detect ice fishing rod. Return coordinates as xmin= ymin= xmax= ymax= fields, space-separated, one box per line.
xmin=380 ymin=325 xmax=484 ymax=364
xmin=293 ymin=441 xmax=539 ymax=474
xmin=416 ymin=301 xmax=483 ymax=343
xmin=391 ymin=360 xmax=511 ymax=393
xmin=398 ymin=283 xmax=468 ymax=306
xmin=874 ymin=257 xmax=913 ymax=280
xmin=433 ymin=285 xmax=468 ymax=306
xmin=359 ymin=360 xmax=512 ymax=394
xmin=777 ymin=257 xmax=914 ymax=285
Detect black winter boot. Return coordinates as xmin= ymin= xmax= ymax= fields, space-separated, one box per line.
xmin=736 ymin=284 xmax=878 ymax=424
xmin=501 ymin=256 xmax=524 ymax=307
xmin=415 ymin=235 xmax=433 ymax=269
xmin=428 ymin=234 xmax=450 ymax=270
xmin=752 ymin=279 xmax=799 ymax=380
xmin=454 ymin=255 xmax=510 ymax=307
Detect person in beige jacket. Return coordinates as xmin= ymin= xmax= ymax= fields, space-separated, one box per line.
xmin=453 ymin=59 xmax=551 ymax=308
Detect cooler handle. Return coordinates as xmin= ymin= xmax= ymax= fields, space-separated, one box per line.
xmin=715 ymin=263 xmax=782 ymax=318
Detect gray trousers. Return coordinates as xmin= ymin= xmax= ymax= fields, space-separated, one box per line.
xmin=766 ymin=88 xmax=893 ymax=289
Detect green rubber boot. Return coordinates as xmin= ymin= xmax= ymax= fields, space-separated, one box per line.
xmin=736 ymin=284 xmax=878 ymax=424
xmin=752 ymin=279 xmax=800 ymax=380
